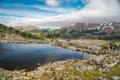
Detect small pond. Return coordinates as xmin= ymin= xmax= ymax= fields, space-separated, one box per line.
xmin=0 ymin=43 xmax=94 ymax=71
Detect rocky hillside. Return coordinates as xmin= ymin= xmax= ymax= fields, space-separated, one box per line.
xmin=0 ymin=23 xmax=43 ymax=43
xmin=62 ymin=23 xmax=100 ymax=32
xmin=99 ymin=22 xmax=120 ymax=34
xmin=56 ymin=22 xmax=120 ymax=39
xmin=13 ymin=25 xmax=40 ymax=31
xmin=62 ymin=22 xmax=120 ymax=34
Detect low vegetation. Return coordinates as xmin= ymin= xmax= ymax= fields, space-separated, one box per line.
xmin=0 ymin=23 xmax=120 ymax=80
xmin=0 ymin=23 xmax=47 ymax=43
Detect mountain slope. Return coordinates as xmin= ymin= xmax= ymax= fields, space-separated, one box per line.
xmin=13 ymin=25 xmax=40 ymax=31
xmin=62 ymin=22 xmax=120 ymax=34
xmin=63 ymin=23 xmax=100 ymax=32
xmin=50 ymin=22 xmax=120 ymax=40
xmin=0 ymin=23 xmax=42 ymax=42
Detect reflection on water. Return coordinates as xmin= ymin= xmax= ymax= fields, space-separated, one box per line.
xmin=0 ymin=43 xmax=94 ymax=71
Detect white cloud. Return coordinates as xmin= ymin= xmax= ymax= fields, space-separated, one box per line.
xmin=0 ymin=0 xmax=120 ymax=29
xmin=34 ymin=5 xmax=77 ymax=13
xmin=0 ymin=8 xmax=54 ymax=18
xmin=40 ymin=0 xmax=120 ymax=28
xmin=46 ymin=0 xmax=60 ymax=7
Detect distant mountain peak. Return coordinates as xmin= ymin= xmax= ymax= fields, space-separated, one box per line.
xmin=62 ymin=21 xmax=120 ymax=34
xmin=13 ymin=25 xmax=40 ymax=31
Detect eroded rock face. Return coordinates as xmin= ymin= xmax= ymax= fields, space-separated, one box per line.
xmin=63 ymin=23 xmax=100 ymax=32
xmin=62 ymin=22 xmax=120 ymax=34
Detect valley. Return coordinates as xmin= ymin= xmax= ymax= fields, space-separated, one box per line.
xmin=0 ymin=22 xmax=120 ymax=80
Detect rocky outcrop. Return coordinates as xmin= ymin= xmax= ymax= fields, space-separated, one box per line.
xmin=63 ymin=23 xmax=100 ymax=32
xmin=62 ymin=22 xmax=120 ymax=35
xmin=100 ymin=22 xmax=120 ymax=34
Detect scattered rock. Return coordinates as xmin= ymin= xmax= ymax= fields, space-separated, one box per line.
xmin=110 ymin=76 xmax=120 ymax=80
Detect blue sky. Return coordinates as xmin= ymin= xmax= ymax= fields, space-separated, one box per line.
xmin=0 ymin=0 xmax=120 ymax=28
xmin=0 ymin=0 xmax=85 ymax=19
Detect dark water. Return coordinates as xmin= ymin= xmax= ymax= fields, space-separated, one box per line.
xmin=0 ymin=43 xmax=94 ymax=71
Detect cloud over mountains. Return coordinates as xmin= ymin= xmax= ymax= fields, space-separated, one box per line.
xmin=0 ymin=0 xmax=120 ymax=28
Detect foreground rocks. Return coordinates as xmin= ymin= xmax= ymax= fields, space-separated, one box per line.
xmin=0 ymin=53 xmax=120 ymax=80
xmin=0 ymin=39 xmax=120 ymax=80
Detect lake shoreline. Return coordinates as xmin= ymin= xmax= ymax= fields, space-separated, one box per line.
xmin=0 ymin=43 xmax=95 ymax=71
xmin=0 ymin=53 xmax=119 ymax=80
xmin=0 ymin=39 xmax=119 ymax=56
xmin=0 ymin=40 xmax=120 ymax=80
xmin=0 ymin=39 xmax=101 ymax=55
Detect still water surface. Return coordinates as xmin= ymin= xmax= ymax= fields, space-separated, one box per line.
xmin=0 ymin=43 xmax=94 ymax=71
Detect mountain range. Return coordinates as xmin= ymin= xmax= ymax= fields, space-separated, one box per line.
xmin=1 ymin=21 xmax=120 ymax=40
xmin=50 ymin=22 xmax=120 ymax=40
xmin=62 ymin=22 xmax=120 ymax=34
xmin=13 ymin=25 xmax=40 ymax=31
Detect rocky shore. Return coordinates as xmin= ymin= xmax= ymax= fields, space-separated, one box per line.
xmin=0 ymin=52 xmax=120 ymax=80
xmin=0 ymin=39 xmax=120 ymax=80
